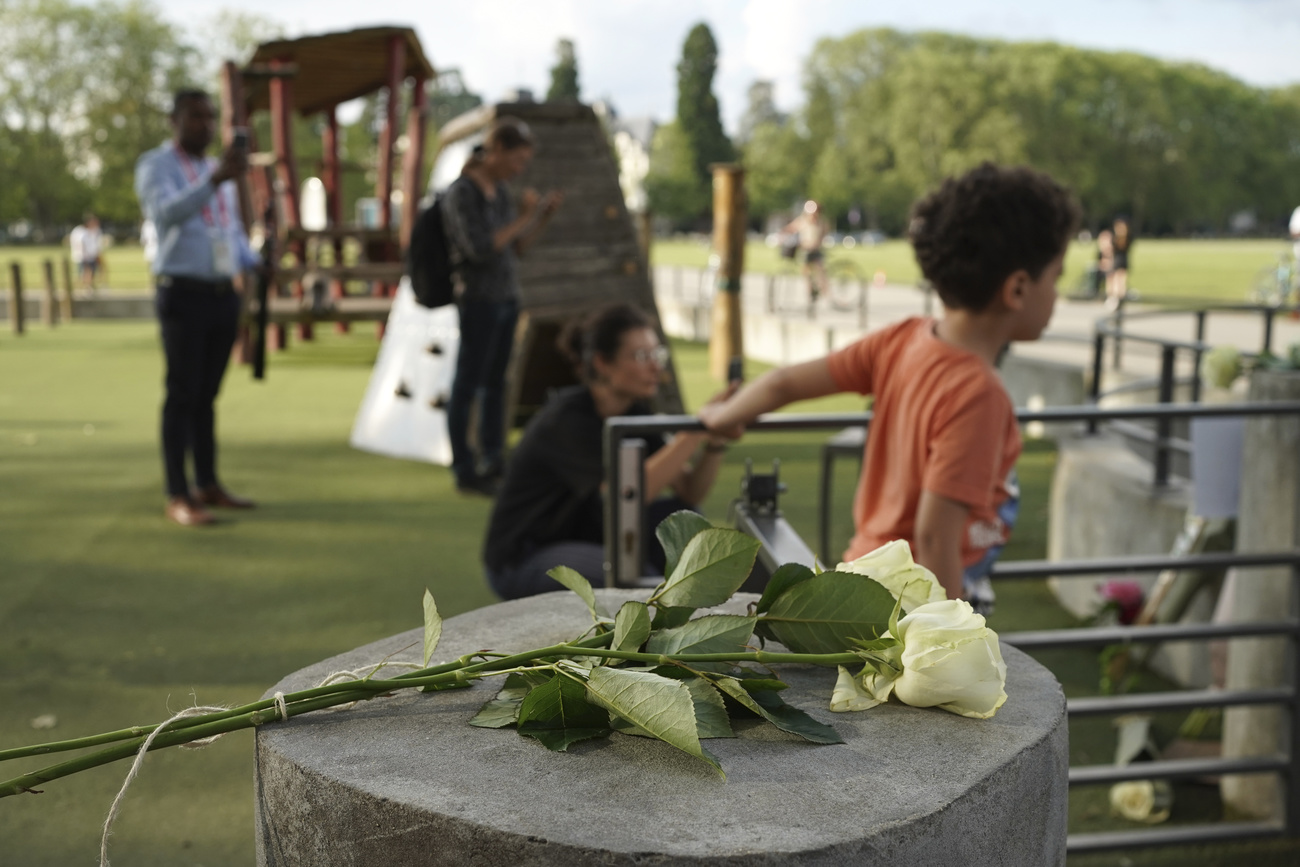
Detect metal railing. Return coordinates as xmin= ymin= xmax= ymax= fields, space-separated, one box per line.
xmin=602 ymin=401 xmax=1300 ymax=853
xmin=1088 ymin=301 xmax=1299 ymax=483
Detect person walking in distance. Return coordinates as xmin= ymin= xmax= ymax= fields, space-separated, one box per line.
xmin=69 ymin=213 xmax=106 ymax=293
xmin=134 ymin=89 xmax=260 ymax=526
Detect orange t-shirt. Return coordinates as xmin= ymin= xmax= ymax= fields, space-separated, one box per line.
xmin=826 ymin=317 xmax=1021 ymax=567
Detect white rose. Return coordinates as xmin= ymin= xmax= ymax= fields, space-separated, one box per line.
xmin=837 ymin=540 xmax=946 ymax=613
xmin=891 ymin=600 xmax=1008 ymax=719
xmin=1201 ymin=346 xmax=1242 ymax=390
xmin=1109 ymin=780 xmax=1172 ymax=824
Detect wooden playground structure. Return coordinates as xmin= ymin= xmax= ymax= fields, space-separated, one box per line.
xmin=222 ymin=25 xmax=681 ymax=419
xmin=220 ymin=26 xmax=433 ymax=347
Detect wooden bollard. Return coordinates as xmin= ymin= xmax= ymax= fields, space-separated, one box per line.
xmin=8 ymin=262 xmax=24 ymax=335
xmin=61 ymin=257 xmax=74 ymax=321
xmin=42 ymin=259 xmax=57 ymax=327
xmin=708 ymin=164 xmax=746 ymax=382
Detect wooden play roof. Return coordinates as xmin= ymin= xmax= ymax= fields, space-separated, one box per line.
xmin=242 ymin=26 xmax=435 ymax=117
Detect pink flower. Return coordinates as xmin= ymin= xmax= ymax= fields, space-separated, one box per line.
xmin=1099 ymin=580 xmax=1144 ymax=625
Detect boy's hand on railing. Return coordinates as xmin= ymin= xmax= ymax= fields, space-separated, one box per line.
xmin=698 ymin=401 xmax=745 ymax=441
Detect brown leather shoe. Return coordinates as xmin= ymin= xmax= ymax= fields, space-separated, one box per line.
xmin=166 ymin=496 xmax=216 ymax=527
xmin=193 ymin=485 xmax=256 ymax=509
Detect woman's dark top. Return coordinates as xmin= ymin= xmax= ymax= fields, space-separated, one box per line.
xmin=1112 ymin=231 xmax=1132 ymax=271
xmin=441 ymin=175 xmax=518 ymax=303
xmin=483 ymin=386 xmax=664 ymax=572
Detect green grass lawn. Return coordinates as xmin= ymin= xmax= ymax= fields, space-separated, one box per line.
xmin=1 ymin=236 xmax=1293 ymax=302
xmin=0 ymin=322 xmax=1294 ymax=865
xmin=651 ymin=237 xmax=1295 ymax=304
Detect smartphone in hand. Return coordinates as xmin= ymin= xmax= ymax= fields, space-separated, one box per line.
xmin=231 ymin=127 xmax=249 ymax=152
xmin=727 ymin=356 xmax=744 ymax=384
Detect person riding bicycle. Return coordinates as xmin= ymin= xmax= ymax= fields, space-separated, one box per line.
xmin=783 ymin=200 xmax=830 ymax=304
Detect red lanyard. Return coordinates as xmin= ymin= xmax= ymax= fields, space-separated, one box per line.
xmin=174 ymin=145 xmax=229 ymax=229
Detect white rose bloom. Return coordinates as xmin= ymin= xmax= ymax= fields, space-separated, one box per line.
xmin=1109 ymin=780 xmax=1172 ymax=824
xmin=837 ymin=540 xmax=946 ymax=612
xmin=1201 ymin=346 xmax=1242 ymax=390
xmin=830 ymin=663 xmax=897 ymax=712
xmin=891 ymin=600 xmax=1008 ymax=719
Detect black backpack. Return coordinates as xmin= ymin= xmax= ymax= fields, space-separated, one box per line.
xmin=406 ymin=195 xmax=455 ymax=308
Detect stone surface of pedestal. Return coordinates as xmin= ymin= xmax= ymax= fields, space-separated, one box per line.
xmin=255 ymin=590 xmax=1069 ymax=866
xmin=1222 ymin=368 xmax=1300 ymax=819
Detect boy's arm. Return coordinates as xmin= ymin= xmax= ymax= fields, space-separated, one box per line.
xmin=698 ymin=357 xmax=840 ymax=439
xmin=913 ymin=490 xmax=969 ymax=600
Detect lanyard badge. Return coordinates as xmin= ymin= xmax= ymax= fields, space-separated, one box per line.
xmin=176 ymin=146 xmax=236 ymax=277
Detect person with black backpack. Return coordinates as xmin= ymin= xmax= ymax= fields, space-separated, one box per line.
xmin=438 ymin=119 xmax=562 ymax=495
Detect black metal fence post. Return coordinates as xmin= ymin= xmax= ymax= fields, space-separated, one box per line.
xmin=1089 ymin=332 xmax=1105 ymax=434
xmin=1154 ymin=345 xmax=1176 ymax=487
xmin=1191 ymin=310 xmax=1208 ymax=403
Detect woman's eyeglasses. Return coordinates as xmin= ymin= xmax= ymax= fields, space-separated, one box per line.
xmin=628 ymin=346 xmax=670 ymax=366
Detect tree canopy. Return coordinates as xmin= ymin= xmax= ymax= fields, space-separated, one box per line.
xmin=742 ymin=28 xmax=1300 ymax=235
xmin=547 ymin=38 xmax=581 ymax=102
xmin=650 ymin=22 xmax=734 ymax=224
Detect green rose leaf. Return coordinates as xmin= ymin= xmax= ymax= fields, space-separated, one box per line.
xmin=655 ymin=510 xmax=714 ymax=581
xmin=611 ymin=676 xmax=734 ymax=739
xmin=759 ymin=572 xmax=897 ymax=654
xmin=645 ymin=614 xmax=757 ymax=657
xmin=516 ymin=674 xmax=612 ymax=751
xmin=585 ymin=666 xmax=723 ymax=775
xmin=547 ymin=566 xmax=602 ymax=621
xmin=469 ymin=673 xmax=539 ymax=728
xmin=422 ymin=588 xmax=442 ymax=667
xmin=755 ymin=562 xmax=816 ymax=614
xmin=711 ymin=677 xmax=843 ymax=744
xmin=613 ymin=601 xmax=652 ymax=653
xmin=652 ymin=528 xmax=761 ymax=609
xmin=683 ymin=676 xmax=734 ymax=739
xmin=651 ymin=605 xmax=695 ymax=630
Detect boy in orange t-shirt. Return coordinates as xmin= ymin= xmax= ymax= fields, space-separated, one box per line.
xmin=700 ymin=163 xmax=1079 ymax=606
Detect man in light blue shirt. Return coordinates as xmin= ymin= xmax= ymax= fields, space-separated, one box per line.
xmin=135 ymin=89 xmax=260 ymax=527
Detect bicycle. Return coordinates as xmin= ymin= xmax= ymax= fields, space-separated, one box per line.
xmin=769 ymin=243 xmax=869 ymax=317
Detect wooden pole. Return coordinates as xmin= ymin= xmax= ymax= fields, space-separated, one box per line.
xmin=8 ymin=262 xmax=24 ymax=335
xmin=60 ymin=257 xmax=74 ymax=321
xmin=42 ymin=259 xmax=57 ymax=327
xmin=708 ymin=164 xmax=746 ymax=382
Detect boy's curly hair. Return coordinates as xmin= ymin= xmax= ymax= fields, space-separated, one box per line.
xmin=909 ymin=163 xmax=1080 ymax=312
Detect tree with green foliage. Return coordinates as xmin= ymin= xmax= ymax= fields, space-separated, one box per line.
xmin=742 ymin=119 xmax=810 ymax=223
xmin=794 ymin=28 xmax=1300 ymax=235
xmin=645 ymin=121 xmax=709 ymax=225
xmin=547 ymin=38 xmax=581 ymax=102
xmin=675 ymin=23 xmax=733 ymax=194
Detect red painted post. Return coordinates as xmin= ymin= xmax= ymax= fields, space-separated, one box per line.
xmin=270 ymin=56 xmax=308 ymax=343
xmin=400 ymin=76 xmax=427 ymax=252
xmin=373 ymin=32 xmax=406 ymax=325
xmin=323 ymin=106 xmax=348 ymax=334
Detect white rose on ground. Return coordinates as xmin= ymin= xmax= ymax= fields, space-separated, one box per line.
xmin=1201 ymin=346 xmax=1242 ymax=390
xmin=891 ymin=600 xmax=1008 ymax=719
xmin=837 ymin=540 xmax=946 ymax=613
xmin=1109 ymin=780 xmax=1172 ymax=824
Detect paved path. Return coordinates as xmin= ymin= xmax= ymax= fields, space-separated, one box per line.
xmin=652 ymin=265 xmax=1300 ymax=385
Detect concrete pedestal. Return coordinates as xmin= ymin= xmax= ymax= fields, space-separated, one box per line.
xmin=255 ymin=591 xmax=1068 ymax=866
xmin=1222 ymin=368 xmax=1300 ymax=819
